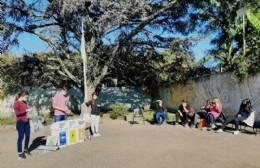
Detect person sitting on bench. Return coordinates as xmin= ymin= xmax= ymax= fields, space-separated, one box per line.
xmin=204 ymin=98 xmax=222 ymax=130
xmin=176 ymin=100 xmax=195 ymax=128
xmin=194 ymin=100 xmax=211 ymax=127
xmin=216 ymin=98 xmax=253 ymax=135
xmin=155 ymin=100 xmax=167 ymax=125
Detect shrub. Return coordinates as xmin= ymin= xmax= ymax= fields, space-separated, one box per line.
xmin=0 ymin=117 xmax=16 ymax=125
xmin=167 ymin=113 xmax=176 ymax=122
xmin=109 ymin=103 xmax=129 ymax=119
xmin=143 ymin=110 xmax=154 ymax=122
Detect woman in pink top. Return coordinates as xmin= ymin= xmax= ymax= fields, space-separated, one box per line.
xmin=14 ymin=91 xmax=33 ymax=159
xmin=206 ymin=98 xmax=222 ymax=129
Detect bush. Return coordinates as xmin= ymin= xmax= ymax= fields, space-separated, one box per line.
xmin=167 ymin=113 xmax=176 ymax=122
xmin=0 ymin=117 xmax=16 ymax=125
xmin=143 ymin=110 xmax=154 ymax=122
xmin=109 ymin=103 xmax=129 ymax=119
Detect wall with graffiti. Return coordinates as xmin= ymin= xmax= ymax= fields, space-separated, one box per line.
xmin=0 ymin=87 xmax=151 ymax=118
xmin=154 ymin=73 xmax=260 ymax=119
xmin=99 ymin=87 xmax=151 ymax=110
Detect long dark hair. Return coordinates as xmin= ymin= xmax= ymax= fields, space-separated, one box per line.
xmin=15 ymin=90 xmax=29 ymax=100
xmin=239 ymin=98 xmax=253 ymax=113
xmin=91 ymin=92 xmax=98 ymax=107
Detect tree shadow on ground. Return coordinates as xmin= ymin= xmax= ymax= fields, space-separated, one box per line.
xmin=29 ymin=136 xmax=46 ymax=152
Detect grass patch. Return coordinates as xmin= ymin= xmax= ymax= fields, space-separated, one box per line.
xmin=0 ymin=117 xmax=16 ymax=125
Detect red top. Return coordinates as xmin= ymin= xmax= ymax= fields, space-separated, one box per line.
xmin=14 ymin=100 xmax=29 ymax=123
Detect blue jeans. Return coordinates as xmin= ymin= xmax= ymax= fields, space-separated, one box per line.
xmin=54 ymin=115 xmax=67 ymax=122
xmin=156 ymin=112 xmax=166 ymax=125
xmin=207 ymin=113 xmax=215 ymax=126
xmin=17 ymin=121 xmax=30 ymax=153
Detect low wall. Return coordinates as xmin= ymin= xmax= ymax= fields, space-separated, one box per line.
xmin=154 ymin=73 xmax=260 ymax=119
xmin=0 ymin=87 xmax=151 ymax=119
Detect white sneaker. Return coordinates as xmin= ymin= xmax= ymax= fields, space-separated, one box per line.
xmin=174 ymin=124 xmax=182 ymax=128
xmin=210 ymin=124 xmax=216 ymax=129
xmin=201 ymin=127 xmax=207 ymax=131
xmin=96 ymin=133 xmax=101 ymax=137
xmin=233 ymin=130 xmax=240 ymax=135
xmin=216 ymin=129 xmax=224 ymax=133
xmin=184 ymin=124 xmax=189 ymax=128
xmin=93 ymin=133 xmax=98 ymax=137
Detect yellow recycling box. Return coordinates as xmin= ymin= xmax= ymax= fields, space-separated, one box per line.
xmin=68 ymin=128 xmax=77 ymax=145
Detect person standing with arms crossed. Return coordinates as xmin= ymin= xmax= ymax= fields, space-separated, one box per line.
xmin=14 ymin=91 xmax=33 ymax=159
xmin=52 ymin=86 xmax=69 ymax=122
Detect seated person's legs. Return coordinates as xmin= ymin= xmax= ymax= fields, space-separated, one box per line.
xmin=233 ymin=116 xmax=246 ymax=130
xmin=194 ymin=111 xmax=207 ymax=126
xmin=219 ymin=116 xmax=236 ymax=130
xmin=161 ymin=113 xmax=167 ymax=124
xmin=216 ymin=116 xmax=246 ymax=133
xmin=188 ymin=113 xmax=195 ymax=127
xmin=156 ymin=113 xmax=161 ymax=124
xmin=156 ymin=112 xmax=165 ymax=125
xmin=180 ymin=112 xmax=188 ymax=125
xmin=207 ymin=113 xmax=215 ymax=126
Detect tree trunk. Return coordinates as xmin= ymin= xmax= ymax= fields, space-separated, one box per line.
xmin=80 ymin=85 xmax=95 ymax=115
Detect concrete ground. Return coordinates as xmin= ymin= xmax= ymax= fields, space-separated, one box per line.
xmin=1 ymin=116 xmax=260 ymax=168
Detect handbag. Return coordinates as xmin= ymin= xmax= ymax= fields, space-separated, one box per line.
xmin=197 ymin=119 xmax=207 ymax=129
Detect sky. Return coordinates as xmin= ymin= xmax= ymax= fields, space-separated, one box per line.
xmin=9 ymin=32 xmax=214 ymax=62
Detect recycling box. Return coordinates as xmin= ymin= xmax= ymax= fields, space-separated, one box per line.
xmin=77 ymin=119 xmax=86 ymax=143
xmin=67 ymin=120 xmax=78 ymax=145
xmin=50 ymin=121 xmax=69 ymax=148
xmin=50 ymin=117 xmax=92 ymax=148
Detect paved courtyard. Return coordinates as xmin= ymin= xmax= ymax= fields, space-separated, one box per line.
xmin=1 ymin=116 xmax=260 ymax=168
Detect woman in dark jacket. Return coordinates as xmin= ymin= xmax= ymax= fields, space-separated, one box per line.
xmin=216 ymin=98 xmax=253 ymax=135
xmin=86 ymin=92 xmax=101 ymax=137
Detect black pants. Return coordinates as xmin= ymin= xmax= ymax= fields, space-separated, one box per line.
xmin=221 ymin=116 xmax=246 ymax=130
xmin=176 ymin=112 xmax=194 ymax=125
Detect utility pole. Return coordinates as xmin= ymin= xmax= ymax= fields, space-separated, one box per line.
xmin=237 ymin=7 xmax=248 ymax=56
xmin=81 ymin=19 xmax=88 ymax=102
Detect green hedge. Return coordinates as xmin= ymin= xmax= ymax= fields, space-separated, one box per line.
xmin=143 ymin=111 xmax=176 ymax=123
xmin=0 ymin=117 xmax=16 ymax=125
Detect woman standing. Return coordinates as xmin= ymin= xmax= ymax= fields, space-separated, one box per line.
xmin=14 ymin=91 xmax=33 ymax=159
xmin=86 ymin=92 xmax=101 ymax=137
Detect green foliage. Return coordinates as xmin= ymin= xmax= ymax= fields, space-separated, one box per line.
xmin=155 ymin=50 xmax=195 ymax=82
xmin=0 ymin=53 xmax=83 ymax=89
xmin=166 ymin=113 xmax=176 ymax=122
xmin=109 ymin=103 xmax=129 ymax=119
xmin=143 ymin=110 xmax=154 ymax=122
xmin=154 ymin=50 xmax=211 ymax=82
xmin=195 ymin=1 xmax=260 ymax=80
xmin=247 ymin=11 xmax=260 ymax=31
xmin=0 ymin=54 xmax=21 ymax=89
xmin=0 ymin=117 xmax=16 ymax=125
xmin=4 ymin=0 xmax=218 ymax=89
